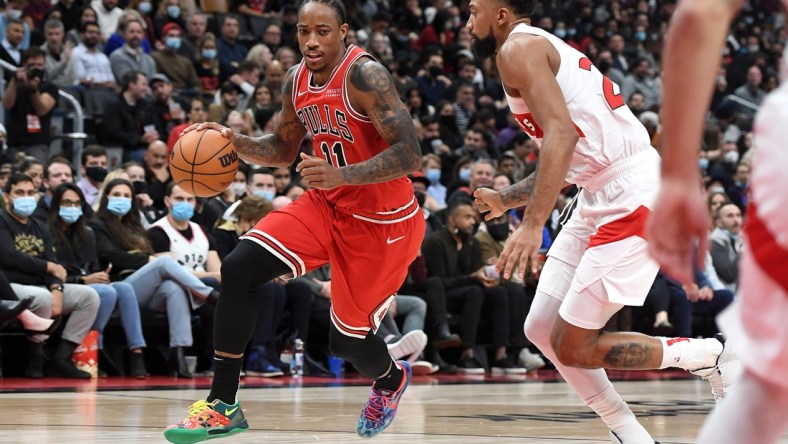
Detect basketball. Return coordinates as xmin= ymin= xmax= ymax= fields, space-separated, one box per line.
xmin=170 ymin=128 xmax=239 ymax=197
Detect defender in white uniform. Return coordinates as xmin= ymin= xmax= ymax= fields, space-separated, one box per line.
xmin=468 ymin=1 xmax=737 ymax=442
xmin=652 ymin=0 xmax=788 ymax=442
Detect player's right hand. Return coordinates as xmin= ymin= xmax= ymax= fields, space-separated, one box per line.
xmin=473 ymin=187 xmax=506 ymax=221
xmin=646 ymin=177 xmax=709 ymax=285
xmin=181 ymin=122 xmax=236 ymax=145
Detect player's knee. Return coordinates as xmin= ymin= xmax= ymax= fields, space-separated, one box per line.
xmin=524 ymin=312 xmax=551 ymax=350
xmin=328 ymin=328 xmax=364 ymax=360
xmin=550 ymin=327 xmax=592 ymax=368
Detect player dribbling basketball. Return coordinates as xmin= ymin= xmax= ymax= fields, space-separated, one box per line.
xmin=163 ymin=1 xmax=424 ymax=442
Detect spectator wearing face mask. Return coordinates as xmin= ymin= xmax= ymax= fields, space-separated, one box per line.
xmin=152 ymin=22 xmax=200 ymax=92
xmin=76 ymin=145 xmax=109 ymax=207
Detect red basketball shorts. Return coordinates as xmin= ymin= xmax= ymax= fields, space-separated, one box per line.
xmin=241 ymin=189 xmax=425 ymax=338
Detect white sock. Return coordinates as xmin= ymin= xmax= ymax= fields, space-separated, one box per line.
xmin=698 ymin=370 xmax=788 ymax=443
xmin=585 ymin=385 xmax=653 ymax=443
xmin=658 ymin=337 xmax=722 ymax=370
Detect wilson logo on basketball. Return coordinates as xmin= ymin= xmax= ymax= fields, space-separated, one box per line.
xmin=219 ymin=151 xmax=238 ymax=168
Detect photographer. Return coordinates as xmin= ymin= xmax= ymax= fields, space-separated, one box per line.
xmin=2 ymin=47 xmax=58 ymax=164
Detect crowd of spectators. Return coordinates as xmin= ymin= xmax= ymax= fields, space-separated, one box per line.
xmin=0 ymin=0 xmax=778 ymax=378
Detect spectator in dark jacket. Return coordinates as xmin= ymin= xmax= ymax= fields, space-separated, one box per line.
xmin=101 ymin=70 xmax=161 ymax=162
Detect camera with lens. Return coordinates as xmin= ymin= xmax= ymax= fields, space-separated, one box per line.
xmin=26 ymin=68 xmax=47 ymax=83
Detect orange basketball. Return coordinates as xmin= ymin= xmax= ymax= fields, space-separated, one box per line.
xmin=170 ymin=128 xmax=239 ymax=197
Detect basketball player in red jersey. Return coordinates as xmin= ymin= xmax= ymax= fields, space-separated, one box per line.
xmin=469 ymin=1 xmax=738 ymax=442
xmin=652 ymin=1 xmax=788 ymax=442
xmin=163 ymin=1 xmax=424 ymax=442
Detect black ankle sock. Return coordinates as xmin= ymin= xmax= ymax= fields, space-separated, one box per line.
xmin=373 ymin=362 xmax=404 ymax=392
xmin=208 ymin=356 xmax=243 ymax=405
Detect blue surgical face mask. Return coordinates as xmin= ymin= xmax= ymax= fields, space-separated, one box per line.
xmin=459 ymin=168 xmax=471 ymax=182
xmin=635 ymin=31 xmax=647 ymax=42
xmin=59 ymin=206 xmax=83 ymax=224
xmin=698 ymin=158 xmax=709 ymax=171
xmin=253 ymin=189 xmax=275 ymax=201
xmin=138 ymin=1 xmax=152 ymax=14
xmin=12 ymin=196 xmax=37 ymax=217
xmin=171 ymin=201 xmax=194 ymax=222
xmin=165 ymin=37 xmax=182 ymax=50
xmin=426 ymin=168 xmax=441 ymax=184
xmin=202 ymin=48 xmax=217 ymax=59
xmin=107 ymin=197 xmax=132 ymax=216
xmin=554 ymin=28 xmax=567 ymax=39
xmin=167 ymin=5 xmax=181 ymax=18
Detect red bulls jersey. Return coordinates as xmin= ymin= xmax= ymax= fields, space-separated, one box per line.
xmin=292 ymin=45 xmax=415 ymax=216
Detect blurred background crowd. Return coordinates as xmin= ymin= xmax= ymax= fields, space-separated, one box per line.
xmin=0 ymin=0 xmax=776 ymax=379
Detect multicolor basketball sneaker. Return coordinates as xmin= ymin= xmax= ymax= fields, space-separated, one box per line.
xmin=163 ymin=399 xmax=248 ymax=444
xmin=356 ymin=360 xmax=412 ymax=438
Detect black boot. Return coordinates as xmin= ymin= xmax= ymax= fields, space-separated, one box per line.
xmin=431 ymin=324 xmax=462 ymax=349
xmin=0 ymin=297 xmax=32 ymax=327
xmin=169 ymin=347 xmax=193 ymax=378
xmin=49 ymin=340 xmax=91 ymax=379
xmin=129 ymin=351 xmax=148 ymax=379
xmin=25 ymin=341 xmax=45 ymax=379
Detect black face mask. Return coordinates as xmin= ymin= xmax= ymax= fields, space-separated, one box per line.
xmin=396 ymin=63 xmax=409 ymax=77
xmin=414 ymin=191 xmax=426 ymax=208
xmin=132 ymin=180 xmax=147 ymax=195
xmin=487 ymin=222 xmax=510 ymax=241
xmin=596 ymin=60 xmax=611 ymax=73
xmin=428 ymin=66 xmax=443 ymax=78
xmin=85 ymin=166 xmax=108 ymax=183
xmin=438 ymin=115 xmax=455 ymax=126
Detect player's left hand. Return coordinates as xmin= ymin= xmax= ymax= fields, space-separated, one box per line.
xmin=296 ymin=152 xmax=346 ymax=190
xmin=497 ymin=222 xmax=542 ymax=280
xmin=473 ymin=187 xmax=506 ymax=220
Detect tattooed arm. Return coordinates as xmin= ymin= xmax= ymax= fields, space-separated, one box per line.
xmin=341 ymin=59 xmax=422 ymax=184
xmin=499 ymin=169 xmax=537 ymax=209
xmin=233 ymin=66 xmax=307 ymax=167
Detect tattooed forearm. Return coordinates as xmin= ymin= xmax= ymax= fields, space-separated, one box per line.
xmin=234 ymin=66 xmax=305 ymax=167
xmin=603 ymin=342 xmax=655 ymax=368
xmin=341 ymin=60 xmax=421 ymax=185
xmin=499 ymin=171 xmax=537 ymax=208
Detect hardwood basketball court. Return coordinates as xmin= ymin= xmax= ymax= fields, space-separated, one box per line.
xmin=0 ymin=371 xmax=785 ymax=443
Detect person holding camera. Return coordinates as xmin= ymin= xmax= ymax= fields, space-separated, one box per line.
xmin=2 ymin=47 xmax=58 ymax=164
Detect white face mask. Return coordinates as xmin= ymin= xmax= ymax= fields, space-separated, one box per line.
xmin=724 ymin=150 xmax=739 ymax=164
xmin=7 ymin=9 xmax=22 ymax=20
xmin=231 ymin=182 xmax=247 ymax=197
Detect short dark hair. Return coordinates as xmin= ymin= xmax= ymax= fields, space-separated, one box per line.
xmin=298 ymin=0 xmax=346 ymax=25
xmin=238 ymin=60 xmax=260 ymax=74
xmin=45 ymin=156 xmax=73 ymax=179
xmin=5 ymin=173 xmax=33 ymax=193
xmin=248 ymin=167 xmax=274 ymax=184
xmin=503 ymin=0 xmax=537 ymax=18
xmin=81 ymin=145 xmax=108 ymax=166
xmin=120 ymin=70 xmax=144 ymax=92
xmin=447 ymin=197 xmax=473 ymax=216
xmin=21 ymin=47 xmax=46 ymax=64
xmin=80 ymin=21 xmax=100 ymax=34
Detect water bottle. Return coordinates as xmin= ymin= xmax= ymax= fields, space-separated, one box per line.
xmin=292 ymin=339 xmax=304 ymax=377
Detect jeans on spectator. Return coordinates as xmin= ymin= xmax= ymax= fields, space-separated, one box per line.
xmin=378 ymin=295 xmax=427 ymax=340
xmin=122 ymin=256 xmax=214 ymax=347
xmin=445 ymin=285 xmax=484 ymax=348
xmin=12 ymin=283 xmax=100 ymax=344
xmin=89 ymin=282 xmax=146 ymax=350
xmin=251 ymin=280 xmax=314 ymax=347
xmin=665 ymin=280 xmax=693 ymax=337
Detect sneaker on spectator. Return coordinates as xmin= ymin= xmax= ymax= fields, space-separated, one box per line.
xmin=246 ymin=347 xmax=284 ymax=377
xmin=411 ymin=360 xmax=437 ymax=375
xmin=457 ymin=355 xmax=485 ymax=374
xmin=386 ymin=330 xmax=427 ymax=361
xmin=518 ymin=348 xmax=546 ymax=372
xmin=491 ymin=356 xmax=527 ymax=375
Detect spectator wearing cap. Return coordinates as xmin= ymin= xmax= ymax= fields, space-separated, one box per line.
xmin=216 ymin=14 xmax=248 ymax=83
xmin=152 ymin=22 xmax=200 ymax=92
xmin=149 ymin=73 xmax=187 ymax=137
xmin=208 ymin=82 xmax=241 ymax=123
xmin=109 ymin=17 xmax=156 ymax=83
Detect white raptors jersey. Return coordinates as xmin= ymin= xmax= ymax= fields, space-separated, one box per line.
xmin=152 ymin=217 xmax=210 ymax=272
xmin=504 ymin=24 xmax=653 ymax=187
